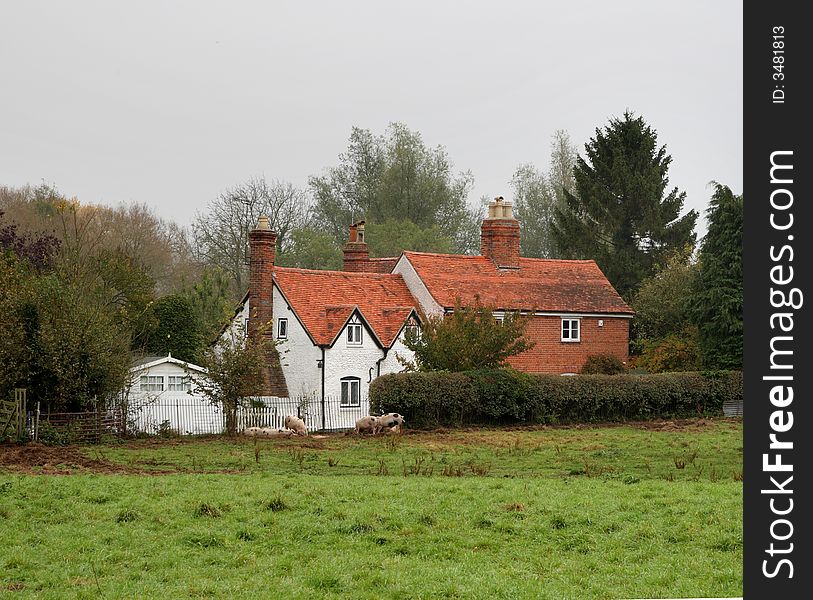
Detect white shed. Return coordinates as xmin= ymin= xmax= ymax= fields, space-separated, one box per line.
xmin=123 ymin=354 xmax=221 ymax=435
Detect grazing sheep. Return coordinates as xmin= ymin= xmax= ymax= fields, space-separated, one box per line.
xmin=354 ymin=415 xmax=379 ymax=435
xmin=284 ymin=415 xmax=308 ymax=437
xmin=375 ymin=413 xmax=405 ymax=435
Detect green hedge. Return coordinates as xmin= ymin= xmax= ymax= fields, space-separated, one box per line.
xmin=370 ymin=370 xmax=742 ymax=428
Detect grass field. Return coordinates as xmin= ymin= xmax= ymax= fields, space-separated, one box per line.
xmin=0 ymin=419 xmax=742 ymax=599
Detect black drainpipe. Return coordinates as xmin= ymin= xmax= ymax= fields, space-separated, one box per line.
xmin=376 ymin=348 xmax=388 ymax=378
xmin=320 ymin=346 xmax=326 ymax=431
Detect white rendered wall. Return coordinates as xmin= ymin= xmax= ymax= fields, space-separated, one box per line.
xmin=273 ymin=284 xmax=321 ymax=399
xmin=379 ymin=327 xmax=415 ymax=375
xmin=393 ymin=255 xmax=443 ymax=317
xmin=323 ymin=317 xmax=384 ymax=399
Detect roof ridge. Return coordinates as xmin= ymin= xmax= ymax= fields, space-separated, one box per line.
xmin=404 ymin=250 xmax=596 ymax=264
xmin=274 ymin=266 xmax=403 ymax=278
xmin=403 ymin=250 xmax=482 ymax=259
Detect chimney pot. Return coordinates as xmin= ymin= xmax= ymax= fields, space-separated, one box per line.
xmin=343 ymin=220 xmax=371 ymax=272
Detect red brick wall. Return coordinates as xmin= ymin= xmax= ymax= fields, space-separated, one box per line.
xmin=507 ymin=315 xmax=630 ymax=374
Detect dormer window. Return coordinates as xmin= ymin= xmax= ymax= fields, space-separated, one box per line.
xmin=347 ymin=315 xmax=363 ymax=346
xmin=405 ymin=321 xmax=420 ymax=340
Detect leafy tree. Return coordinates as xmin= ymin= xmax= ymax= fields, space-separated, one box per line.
xmin=0 ymin=254 xmax=35 ymax=400
xmin=636 ymin=326 xmax=702 ymax=373
xmin=511 ymin=164 xmax=554 ymax=258
xmin=24 ymin=274 xmax=132 ymax=411
xmin=552 ymin=112 xmax=697 ymax=299
xmin=276 ymin=227 xmax=343 ymax=270
xmin=193 ymin=177 xmax=309 ymax=295
xmin=1 ymin=204 xmax=143 ymax=410
xmin=365 ymin=219 xmax=452 ymax=257
xmin=194 ymin=337 xmax=271 ymax=436
xmin=181 ymin=267 xmax=235 ymax=343
xmin=402 ymin=297 xmax=534 ymax=372
xmin=309 ymin=123 xmax=479 ymax=254
xmin=632 ymin=245 xmax=699 ymax=342
xmin=692 ymin=184 xmax=743 ymax=370
xmin=548 ymin=129 xmax=578 ymax=208
xmin=143 ymin=295 xmax=205 ymax=363
xmin=0 ymin=209 xmax=60 ymax=270
xmin=512 ymin=130 xmax=577 ymax=258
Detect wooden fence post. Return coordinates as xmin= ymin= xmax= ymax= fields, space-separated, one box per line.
xmin=14 ymin=388 xmax=27 ymax=440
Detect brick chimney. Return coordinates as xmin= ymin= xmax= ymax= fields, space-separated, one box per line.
xmin=480 ymin=196 xmax=521 ymax=268
xmin=247 ymin=215 xmax=288 ymax=397
xmin=248 ymin=215 xmax=277 ymax=340
xmin=343 ymin=220 xmax=370 ymax=272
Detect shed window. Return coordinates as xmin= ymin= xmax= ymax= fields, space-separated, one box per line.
xmin=167 ymin=376 xmax=191 ymax=391
xmin=340 ymin=377 xmax=361 ymax=407
xmin=139 ymin=376 xmax=164 ymax=392
xmin=278 ymin=318 xmax=288 ymax=339
xmin=561 ymin=319 xmax=580 ymax=342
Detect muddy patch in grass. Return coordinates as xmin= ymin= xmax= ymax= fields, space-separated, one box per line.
xmin=0 ymin=443 xmax=139 ymax=475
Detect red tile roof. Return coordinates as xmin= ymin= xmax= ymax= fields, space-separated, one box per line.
xmin=402 ymin=251 xmax=633 ymax=314
xmin=273 ymin=267 xmax=419 ymax=347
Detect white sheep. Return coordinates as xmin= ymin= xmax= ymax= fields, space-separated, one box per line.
xmin=284 ymin=415 xmax=308 ymax=437
xmin=258 ymin=427 xmax=294 ymax=437
xmin=354 ymin=415 xmax=379 ymax=435
xmin=375 ymin=413 xmax=405 ymax=434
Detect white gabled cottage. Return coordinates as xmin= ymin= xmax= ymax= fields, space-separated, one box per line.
xmin=220 ymin=217 xmax=421 ymax=429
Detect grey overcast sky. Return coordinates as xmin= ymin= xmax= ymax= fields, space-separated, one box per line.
xmin=1 ymin=0 xmax=742 ymax=238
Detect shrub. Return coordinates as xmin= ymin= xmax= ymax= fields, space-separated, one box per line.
xmin=635 ymin=326 xmax=702 ymax=373
xmin=370 ymin=370 xmax=742 ymax=427
xmin=580 ymin=354 xmax=626 ymax=375
xmin=466 ymin=369 xmax=532 ymax=422
xmin=370 ymin=372 xmax=478 ymax=429
xmin=36 ymin=422 xmax=73 ymax=446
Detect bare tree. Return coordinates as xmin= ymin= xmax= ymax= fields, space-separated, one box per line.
xmin=192 ymin=177 xmax=309 ymax=295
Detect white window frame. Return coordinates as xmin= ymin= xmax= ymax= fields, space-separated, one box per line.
xmin=347 ymin=323 xmax=363 ymax=346
xmin=139 ymin=375 xmax=164 ymax=392
xmin=561 ymin=318 xmax=581 ymax=342
xmin=167 ymin=375 xmax=191 ymax=392
xmin=340 ymin=377 xmax=361 ymax=407
xmin=277 ymin=318 xmax=288 ymax=340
